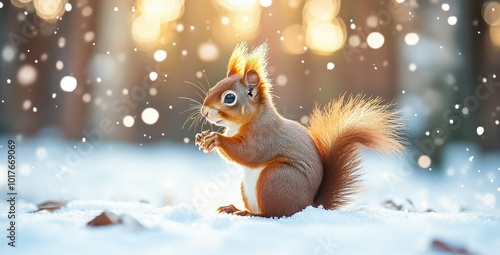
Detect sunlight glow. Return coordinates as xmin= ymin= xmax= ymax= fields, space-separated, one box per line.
xmin=483 ymin=1 xmax=500 ymax=26
xmin=490 ymin=25 xmax=500 ymax=47
xmin=33 ymin=0 xmax=67 ymax=22
xmin=132 ymin=15 xmax=161 ymax=46
xmin=259 ymin=0 xmax=272 ymax=8
xmin=484 ymin=1 xmax=500 ymax=47
xmin=281 ymin=24 xmax=306 ymax=54
xmin=303 ymin=0 xmax=345 ymax=55
xmin=141 ymin=0 xmax=183 ymax=23
xmin=306 ymin=19 xmax=345 ymax=55
xmin=132 ymin=0 xmax=185 ymax=50
xmin=213 ymin=0 xmax=261 ymax=43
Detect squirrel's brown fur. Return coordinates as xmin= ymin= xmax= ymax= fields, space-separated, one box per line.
xmin=195 ymin=43 xmax=404 ymax=217
xmin=308 ymin=95 xmax=404 ymax=209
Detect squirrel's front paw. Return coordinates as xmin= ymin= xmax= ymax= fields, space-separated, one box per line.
xmin=195 ymin=131 xmax=219 ymax=152
xmin=202 ymin=132 xmax=220 ymax=153
xmin=195 ymin=130 xmax=210 ymax=147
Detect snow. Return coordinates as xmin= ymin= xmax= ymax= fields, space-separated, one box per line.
xmin=2 ymin=201 xmax=499 ymax=255
xmin=0 ymin=131 xmax=499 ymax=254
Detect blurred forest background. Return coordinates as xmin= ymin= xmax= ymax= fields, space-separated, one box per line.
xmin=0 ymin=0 xmax=499 ymax=169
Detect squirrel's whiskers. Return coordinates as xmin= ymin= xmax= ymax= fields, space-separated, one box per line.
xmin=180 ymin=79 xmax=211 ymax=132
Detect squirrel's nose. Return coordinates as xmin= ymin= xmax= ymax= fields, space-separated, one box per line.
xmin=201 ymin=106 xmax=209 ymax=118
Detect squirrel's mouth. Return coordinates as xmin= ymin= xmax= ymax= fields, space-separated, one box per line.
xmin=205 ymin=116 xmax=224 ymax=126
xmin=212 ymin=120 xmax=225 ymax=127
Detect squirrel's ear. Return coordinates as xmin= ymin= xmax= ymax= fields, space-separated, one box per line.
xmin=244 ymin=69 xmax=260 ymax=98
xmin=245 ymin=69 xmax=260 ymax=89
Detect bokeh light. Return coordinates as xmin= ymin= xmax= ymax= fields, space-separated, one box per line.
xmin=149 ymin=72 xmax=158 ymax=81
xmin=404 ymin=33 xmax=420 ymax=46
xmin=132 ymin=15 xmax=161 ymax=47
xmin=33 ymin=0 xmax=68 ymax=22
xmin=131 ymin=0 xmax=185 ymax=50
xmin=348 ymin=35 xmax=361 ymax=47
xmin=2 ymin=45 xmax=15 ymax=62
xmin=56 ymin=60 xmax=63 ymax=70
xmin=22 ymin=99 xmax=31 ymax=110
xmin=141 ymin=108 xmax=160 ymax=125
xmin=276 ymin=74 xmax=288 ymax=86
xmin=281 ymin=24 xmax=306 ymax=54
xmin=409 ymin=63 xmax=417 ymax=72
xmin=82 ymin=93 xmax=91 ymax=103
xmin=477 ymin=126 xmax=485 ymax=136
xmin=483 ymin=1 xmax=500 ymax=47
xmin=490 ymin=25 xmax=500 ymax=47
xmin=306 ymin=18 xmax=346 ymax=55
xmin=123 ymin=115 xmax=135 ymax=128
xmin=213 ymin=0 xmax=262 ymax=44
xmin=140 ymin=0 xmax=183 ymax=23
xmin=303 ymin=0 xmax=345 ymax=55
xmin=17 ymin=64 xmax=37 ymax=86
xmin=483 ymin=1 xmax=500 ymax=26
xmin=60 ymin=76 xmax=77 ymax=92
xmin=447 ymin=16 xmax=457 ymax=26
xmin=153 ymin=50 xmax=167 ymax=62
xmin=418 ymin=155 xmax=431 ymax=169
xmin=367 ymin=32 xmax=385 ymax=49
xmin=64 ymin=2 xmax=72 ymax=12
xmin=10 ymin=0 xmax=31 ymax=8
xmin=259 ymin=0 xmax=272 ymax=8
xmin=197 ymin=42 xmax=220 ymax=62
xmin=441 ymin=3 xmax=450 ymax=11
xmin=302 ymin=0 xmax=341 ymax=24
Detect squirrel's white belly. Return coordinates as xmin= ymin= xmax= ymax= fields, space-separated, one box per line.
xmin=241 ymin=166 xmax=264 ymax=214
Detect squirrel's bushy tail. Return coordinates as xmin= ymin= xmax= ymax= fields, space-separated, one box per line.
xmin=308 ymin=95 xmax=404 ymax=209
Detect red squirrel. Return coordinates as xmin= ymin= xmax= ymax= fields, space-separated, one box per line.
xmin=195 ymin=42 xmax=404 ymax=217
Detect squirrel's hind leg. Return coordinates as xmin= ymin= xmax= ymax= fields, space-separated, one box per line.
xmin=216 ymin=204 xmax=266 ymax=217
xmin=216 ymin=204 xmax=240 ymax=214
xmin=256 ymin=164 xmax=315 ymax=217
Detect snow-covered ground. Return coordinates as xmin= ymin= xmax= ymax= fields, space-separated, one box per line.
xmin=0 ymin=129 xmax=499 ymax=255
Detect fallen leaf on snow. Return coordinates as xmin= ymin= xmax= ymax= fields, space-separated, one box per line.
xmin=87 ymin=210 xmax=144 ymax=231
xmin=87 ymin=211 xmax=122 ymax=226
xmin=382 ymin=200 xmax=403 ymax=211
xmin=33 ymin=200 xmax=67 ymax=213
xmin=382 ymin=199 xmax=435 ymax=213
xmin=431 ymin=239 xmax=474 ymax=255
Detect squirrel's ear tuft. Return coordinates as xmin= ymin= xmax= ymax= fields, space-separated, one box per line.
xmin=243 ymin=42 xmax=271 ymax=95
xmin=227 ymin=43 xmax=248 ymax=77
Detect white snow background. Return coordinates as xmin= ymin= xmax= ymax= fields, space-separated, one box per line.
xmin=0 ymin=128 xmax=499 ymax=255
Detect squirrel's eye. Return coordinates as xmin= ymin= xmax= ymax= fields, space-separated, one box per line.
xmin=224 ymin=93 xmax=236 ymax=104
xmin=221 ymin=91 xmax=237 ymax=106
